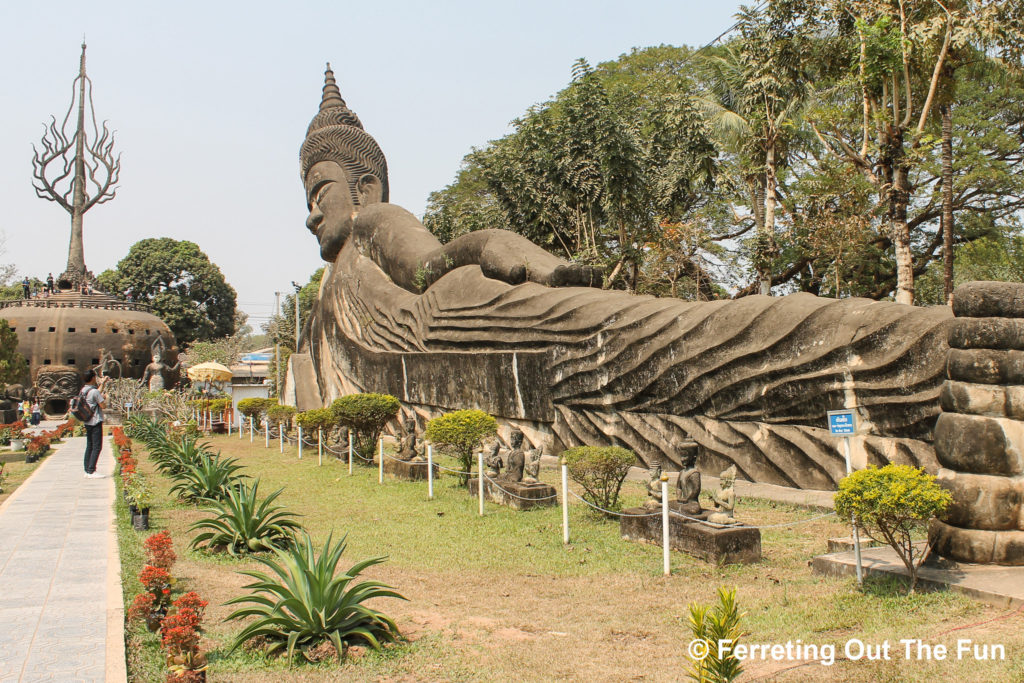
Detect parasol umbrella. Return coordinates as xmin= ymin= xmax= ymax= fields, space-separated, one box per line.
xmin=186 ymin=361 xmax=233 ymax=383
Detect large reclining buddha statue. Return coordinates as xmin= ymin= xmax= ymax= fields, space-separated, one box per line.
xmin=289 ymin=65 xmax=952 ymax=490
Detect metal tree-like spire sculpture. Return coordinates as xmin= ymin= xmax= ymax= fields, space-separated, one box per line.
xmin=31 ymin=42 xmax=121 ymax=290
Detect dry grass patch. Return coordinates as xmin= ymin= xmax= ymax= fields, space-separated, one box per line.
xmin=116 ymin=433 xmax=1024 ymax=682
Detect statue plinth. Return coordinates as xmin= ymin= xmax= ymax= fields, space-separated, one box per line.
xmin=383 ymin=457 xmax=437 ymax=481
xmin=468 ymin=477 xmax=557 ymax=511
xmin=619 ymin=506 xmax=761 ymax=564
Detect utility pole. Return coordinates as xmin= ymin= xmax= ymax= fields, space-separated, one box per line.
xmin=291 ymin=281 xmax=302 ymax=350
xmin=274 ymin=291 xmax=281 ymax=397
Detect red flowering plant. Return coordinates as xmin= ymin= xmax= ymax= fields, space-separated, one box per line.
xmin=25 ymin=435 xmax=51 ymax=458
xmin=112 ymin=426 xmax=132 ymax=453
xmin=0 ymin=420 xmax=27 ymax=438
xmin=161 ymin=593 xmax=209 ymax=680
xmin=145 ymin=531 xmax=177 ymax=570
xmin=139 ymin=564 xmax=173 ymax=614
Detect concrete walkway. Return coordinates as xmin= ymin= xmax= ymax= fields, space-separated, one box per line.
xmin=0 ymin=433 xmax=125 ymax=682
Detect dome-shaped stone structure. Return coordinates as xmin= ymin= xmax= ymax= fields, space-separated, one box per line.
xmin=0 ymin=291 xmax=177 ymax=414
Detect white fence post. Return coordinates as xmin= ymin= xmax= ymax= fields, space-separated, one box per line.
xmin=378 ymin=436 xmax=384 ymax=484
xmin=227 ymin=412 xmax=231 ymax=436
xmin=478 ymin=451 xmax=485 ymax=516
xmin=427 ymin=445 xmax=434 ymax=499
xmin=561 ymin=461 xmax=570 ymax=545
xmin=348 ymin=430 xmax=353 ymax=475
xmin=264 ymin=422 xmax=269 ymax=448
xmin=279 ymin=425 xmax=283 ymax=453
xmin=317 ymin=428 xmax=322 ymax=466
xmin=249 ymin=416 xmax=253 ymax=442
xmin=661 ymin=476 xmax=670 ymax=576
xmin=297 ymin=425 xmax=303 ymax=459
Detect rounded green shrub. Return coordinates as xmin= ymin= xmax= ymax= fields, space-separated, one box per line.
xmin=424 ymin=409 xmax=497 ymax=483
xmin=330 ymin=394 xmax=400 ymax=462
xmin=295 ymin=408 xmax=337 ymax=441
xmin=237 ymin=397 xmax=275 ymax=420
xmin=835 ymin=464 xmax=952 ymax=592
xmin=266 ymin=404 xmax=297 ymax=433
xmin=562 ymin=446 xmax=636 ymax=516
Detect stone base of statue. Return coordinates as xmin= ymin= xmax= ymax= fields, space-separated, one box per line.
xmin=0 ymin=408 xmax=19 ymax=424
xmin=383 ymin=456 xmax=438 ymax=481
xmin=468 ymin=477 xmax=558 ymax=511
xmin=619 ymin=505 xmax=761 ymax=564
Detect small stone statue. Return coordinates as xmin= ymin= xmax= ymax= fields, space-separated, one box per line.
xmin=484 ymin=440 xmax=503 ymax=478
xmin=674 ymin=447 xmax=703 ymax=516
xmin=522 ymin=447 xmax=543 ymax=484
xmin=707 ymin=465 xmax=739 ymax=525
xmin=643 ymin=458 xmax=664 ymax=509
xmin=397 ymin=418 xmax=424 ymax=461
xmin=502 ymin=428 xmax=525 ymax=482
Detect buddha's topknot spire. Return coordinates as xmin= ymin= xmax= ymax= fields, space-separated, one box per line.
xmin=320 ymin=62 xmax=346 ymax=111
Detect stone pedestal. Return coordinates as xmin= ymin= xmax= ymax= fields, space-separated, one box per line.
xmin=383 ymin=457 xmax=438 ymax=481
xmin=929 ymin=282 xmax=1024 ymax=566
xmin=468 ymin=477 xmax=558 ymax=510
xmin=0 ymin=408 xmax=19 ymax=424
xmin=619 ymin=506 xmax=761 ymax=564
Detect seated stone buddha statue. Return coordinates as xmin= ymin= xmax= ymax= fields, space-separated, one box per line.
xmin=292 ymin=65 xmax=952 ymax=492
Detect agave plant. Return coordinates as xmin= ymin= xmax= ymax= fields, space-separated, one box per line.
xmin=169 ymin=453 xmax=246 ymax=503
xmin=226 ymin=532 xmax=405 ymax=661
xmin=153 ymin=435 xmax=215 ymax=478
xmin=190 ymin=480 xmax=303 ymax=556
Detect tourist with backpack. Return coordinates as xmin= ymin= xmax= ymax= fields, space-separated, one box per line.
xmin=73 ymin=370 xmax=107 ymax=478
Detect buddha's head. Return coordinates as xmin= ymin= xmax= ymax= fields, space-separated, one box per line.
xmin=510 ymin=427 xmax=524 ymax=448
xmin=300 ymin=64 xmax=389 ymax=262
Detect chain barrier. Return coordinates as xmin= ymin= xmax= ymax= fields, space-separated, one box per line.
xmin=480 ymin=472 xmax=559 ymax=501
xmin=566 ymin=489 xmax=661 ymax=517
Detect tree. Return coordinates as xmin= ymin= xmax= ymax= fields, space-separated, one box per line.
xmin=834 ymin=464 xmax=951 ymax=593
xmin=424 ymin=410 xmax=497 ymax=485
xmin=330 ymin=394 xmax=400 ymax=462
xmin=97 ymin=238 xmax=237 ymax=346
xmin=0 ymin=322 xmax=28 ymax=385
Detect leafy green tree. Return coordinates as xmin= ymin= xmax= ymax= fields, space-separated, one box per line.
xmin=330 ymin=394 xmax=400 ymax=462
xmin=424 ymin=410 xmax=497 ymax=484
xmin=835 ymin=464 xmax=951 ymax=593
xmin=97 ymin=238 xmax=237 ymax=346
xmin=561 ymin=446 xmax=636 ymax=516
xmin=0 ymin=321 xmax=28 ymax=385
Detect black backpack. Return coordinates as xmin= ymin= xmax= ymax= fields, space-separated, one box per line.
xmin=70 ymin=386 xmax=95 ymax=422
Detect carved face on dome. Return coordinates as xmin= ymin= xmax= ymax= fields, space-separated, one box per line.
xmin=35 ymin=366 xmax=82 ymax=401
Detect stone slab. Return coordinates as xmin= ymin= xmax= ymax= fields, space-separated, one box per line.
xmin=383 ymin=456 xmax=438 ymax=481
xmin=947 ymin=348 xmax=1024 ymax=385
xmin=935 ymin=412 xmax=1024 ymax=476
xmin=929 ymin=518 xmax=1024 ymax=565
xmin=813 ymin=542 xmax=1024 ymax=608
xmin=952 ymin=281 xmax=1024 ymax=320
xmin=949 ymin=317 xmax=1024 ymax=350
xmin=941 ymin=380 xmax=1024 ymax=421
xmin=619 ymin=507 xmax=762 ymax=564
xmin=468 ymin=477 xmax=558 ymax=510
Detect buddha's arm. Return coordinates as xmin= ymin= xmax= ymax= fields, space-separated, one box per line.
xmin=352 ymin=204 xmax=602 ymax=292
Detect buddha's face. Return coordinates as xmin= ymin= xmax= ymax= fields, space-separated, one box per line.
xmin=305 ymin=161 xmax=356 ymax=262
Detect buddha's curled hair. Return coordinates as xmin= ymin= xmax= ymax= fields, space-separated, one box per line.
xmin=300 ymin=64 xmax=389 ymax=205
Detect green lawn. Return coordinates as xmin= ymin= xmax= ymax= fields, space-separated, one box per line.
xmin=115 ymin=431 xmax=1024 ymax=683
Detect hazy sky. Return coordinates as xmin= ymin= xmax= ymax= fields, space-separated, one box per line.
xmin=0 ymin=0 xmax=743 ymax=329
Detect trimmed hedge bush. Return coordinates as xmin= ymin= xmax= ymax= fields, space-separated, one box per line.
xmin=562 ymin=446 xmax=636 ymax=516
xmin=295 ymin=408 xmax=336 ymax=441
xmin=330 ymin=394 xmax=400 ymax=462
xmin=266 ymin=405 xmax=297 ymax=433
xmin=237 ymin=398 xmax=277 ymax=421
xmin=424 ymin=410 xmax=497 ymax=483
xmin=835 ymin=464 xmax=951 ymax=592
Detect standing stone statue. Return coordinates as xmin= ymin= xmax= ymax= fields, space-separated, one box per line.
xmin=484 ymin=440 xmax=503 ymax=478
xmin=141 ymin=338 xmax=180 ymax=392
xmin=675 ymin=446 xmax=703 ymax=516
xmin=502 ymin=428 xmax=525 ymax=482
xmin=707 ymin=465 xmax=739 ymax=525
xmin=397 ymin=417 xmax=424 ymax=462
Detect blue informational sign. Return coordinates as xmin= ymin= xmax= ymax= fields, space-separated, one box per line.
xmin=827 ymin=410 xmax=857 ymax=435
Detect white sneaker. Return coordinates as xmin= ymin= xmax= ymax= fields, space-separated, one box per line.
xmin=85 ymin=472 xmax=103 ymax=479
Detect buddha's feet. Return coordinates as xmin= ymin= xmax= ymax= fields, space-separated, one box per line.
xmin=550 ymin=263 xmax=603 ymax=288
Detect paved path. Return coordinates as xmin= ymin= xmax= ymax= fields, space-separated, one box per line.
xmin=0 ymin=432 xmax=125 ymax=682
